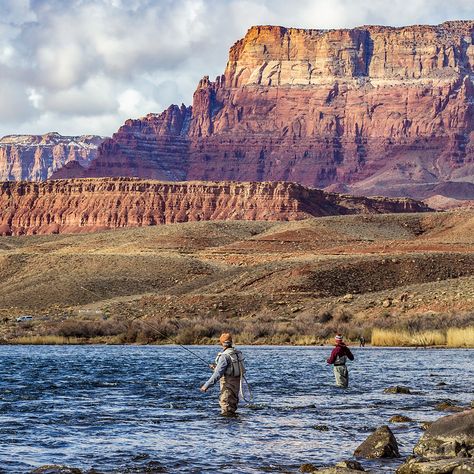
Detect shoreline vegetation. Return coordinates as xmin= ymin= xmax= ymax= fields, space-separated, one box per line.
xmin=4 ymin=326 xmax=474 ymax=347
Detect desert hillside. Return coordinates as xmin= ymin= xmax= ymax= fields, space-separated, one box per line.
xmin=1 ymin=211 xmax=473 ymax=344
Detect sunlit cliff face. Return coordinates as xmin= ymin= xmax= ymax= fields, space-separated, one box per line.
xmin=58 ymin=22 xmax=474 ymax=200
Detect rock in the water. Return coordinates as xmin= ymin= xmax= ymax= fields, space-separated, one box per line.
xmin=354 ymin=425 xmax=400 ymax=459
xmin=314 ymin=468 xmax=366 ymax=474
xmin=396 ymin=457 xmax=474 ymax=473
xmin=335 ymin=460 xmax=365 ymax=471
xmin=420 ymin=421 xmax=434 ymax=431
xmin=313 ymin=424 xmax=330 ymax=431
xmin=384 ymin=386 xmax=412 ymax=394
xmin=300 ymin=464 xmax=317 ymax=473
xmin=414 ymin=410 xmax=474 ymax=459
xmin=390 ymin=415 xmax=414 ymax=423
xmin=30 ymin=466 xmax=82 ymax=474
xmin=301 ymin=460 xmax=365 ymax=473
xmin=435 ymin=401 xmax=465 ymax=412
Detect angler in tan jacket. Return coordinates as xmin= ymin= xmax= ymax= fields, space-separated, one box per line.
xmin=200 ymin=333 xmax=245 ymax=416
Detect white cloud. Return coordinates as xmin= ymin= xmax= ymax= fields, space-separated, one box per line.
xmin=0 ymin=79 xmax=40 ymax=124
xmin=0 ymin=0 xmax=472 ymax=136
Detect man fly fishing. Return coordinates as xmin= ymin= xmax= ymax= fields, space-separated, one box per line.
xmin=200 ymin=333 xmax=246 ymax=416
xmin=326 ymin=334 xmax=354 ymax=388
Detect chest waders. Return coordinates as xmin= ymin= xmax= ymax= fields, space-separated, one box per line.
xmin=216 ymin=348 xmax=253 ymax=403
xmin=333 ymin=355 xmax=349 ymax=388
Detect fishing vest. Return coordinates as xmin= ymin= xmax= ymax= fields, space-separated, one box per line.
xmin=334 ymin=355 xmax=347 ymax=366
xmin=216 ymin=348 xmax=245 ymax=377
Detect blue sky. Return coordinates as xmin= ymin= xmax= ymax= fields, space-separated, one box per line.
xmin=0 ymin=0 xmax=473 ymax=137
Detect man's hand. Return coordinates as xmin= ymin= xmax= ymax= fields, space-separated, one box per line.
xmin=209 ymin=364 xmax=216 ymax=370
xmin=200 ymin=385 xmax=208 ymax=392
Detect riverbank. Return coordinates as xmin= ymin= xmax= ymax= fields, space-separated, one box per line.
xmin=3 ymin=326 xmax=474 ymax=347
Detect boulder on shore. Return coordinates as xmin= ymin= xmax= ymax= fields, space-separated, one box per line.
xmin=414 ymin=410 xmax=474 ymax=458
xmin=300 ymin=460 xmax=365 ymax=473
xmin=396 ymin=410 xmax=474 ymax=473
xmin=396 ymin=457 xmax=474 ymax=473
xmin=354 ymin=425 xmax=400 ymax=459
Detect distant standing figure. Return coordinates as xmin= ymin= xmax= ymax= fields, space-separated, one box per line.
xmin=200 ymin=333 xmax=245 ymax=416
xmin=327 ymin=334 xmax=354 ymax=388
xmin=359 ymin=336 xmax=366 ymax=347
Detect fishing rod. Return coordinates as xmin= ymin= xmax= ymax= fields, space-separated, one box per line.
xmin=79 ymin=286 xmax=210 ymax=367
xmin=132 ymin=315 xmax=211 ymax=367
xmin=79 ymin=286 xmax=253 ymax=402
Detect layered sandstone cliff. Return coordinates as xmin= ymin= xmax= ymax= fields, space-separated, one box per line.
xmin=0 ymin=178 xmax=430 ymax=236
xmin=55 ymin=21 xmax=474 ymax=200
xmin=0 ymin=132 xmax=104 ymax=181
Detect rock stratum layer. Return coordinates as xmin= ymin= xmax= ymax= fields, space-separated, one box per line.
xmin=0 ymin=178 xmax=430 ymax=236
xmin=0 ymin=132 xmax=104 ymax=181
xmin=57 ymin=21 xmax=474 ymax=200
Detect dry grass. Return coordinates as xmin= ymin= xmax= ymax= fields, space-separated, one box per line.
xmin=447 ymin=327 xmax=474 ymax=347
xmin=371 ymin=329 xmax=446 ymax=347
xmin=11 ymin=335 xmax=81 ymax=345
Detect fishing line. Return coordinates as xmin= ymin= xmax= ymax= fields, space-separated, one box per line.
xmin=79 ymin=285 xmax=254 ymax=398
xmin=129 ymin=315 xmax=255 ymax=402
xmin=80 ymin=285 xmax=210 ymax=366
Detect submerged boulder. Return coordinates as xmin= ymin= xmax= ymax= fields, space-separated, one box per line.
xmin=354 ymin=425 xmax=400 ymax=459
xmin=435 ymin=400 xmax=465 ymax=413
xmin=390 ymin=415 xmax=414 ymax=423
xmin=384 ymin=386 xmax=412 ymax=394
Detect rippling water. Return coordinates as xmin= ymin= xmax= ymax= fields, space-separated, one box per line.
xmin=0 ymin=345 xmax=472 ymax=473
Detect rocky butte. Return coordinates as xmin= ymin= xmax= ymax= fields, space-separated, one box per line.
xmin=0 ymin=178 xmax=430 ymax=236
xmin=55 ymin=21 xmax=474 ymax=201
xmin=0 ymin=132 xmax=104 ymax=181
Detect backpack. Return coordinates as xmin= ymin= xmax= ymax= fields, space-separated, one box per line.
xmin=221 ymin=348 xmax=246 ymax=377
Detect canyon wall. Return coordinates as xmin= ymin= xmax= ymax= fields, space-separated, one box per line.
xmin=0 ymin=178 xmax=430 ymax=236
xmin=0 ymin=132 xmax=104 ymax=181
xmin=57 ymin=21 xmax=474 ymax=200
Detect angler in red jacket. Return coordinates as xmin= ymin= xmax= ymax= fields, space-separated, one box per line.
xmin=327 ymin=334 xmax=354 ymax=388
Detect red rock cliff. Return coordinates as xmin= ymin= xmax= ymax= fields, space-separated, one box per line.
xmin=0 ymin=178 xmax=430 ymax=236
xmin=57 ymin=22 xmax=474 ymax=200
xmin=0 ymin=132 xmax=104 ymax=181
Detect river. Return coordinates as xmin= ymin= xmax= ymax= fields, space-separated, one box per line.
xmin=0 ymin=345 xmax=472 ymax=473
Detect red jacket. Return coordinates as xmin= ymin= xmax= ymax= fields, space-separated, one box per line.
xmin=327 ymin=343 xmax=354 ymax=365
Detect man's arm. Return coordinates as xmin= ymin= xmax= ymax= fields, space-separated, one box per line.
xmin=346 ymin=347 xmax=355 ymax=361
xmin=200 ymin=354 xmax=228 ymax=391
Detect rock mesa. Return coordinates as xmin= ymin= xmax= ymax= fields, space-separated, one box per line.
xmin=0 ymin=178 xmax=430 ymax=236
xmin=56 ymin=21 xmax=474 ymax=200
xmin=0 ymin=132 xmax=104 ymax=181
